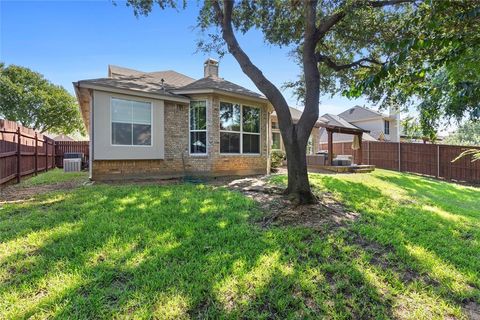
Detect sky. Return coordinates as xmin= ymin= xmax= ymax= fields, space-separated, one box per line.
xmin=2 ymin=0 xmax=377 ymax=116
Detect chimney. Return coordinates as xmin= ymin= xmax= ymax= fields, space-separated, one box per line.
xmin=204 ymin=58 xmax=219 ymax=78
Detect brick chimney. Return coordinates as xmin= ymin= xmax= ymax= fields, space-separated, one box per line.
xmin=204 ymin=58 xmax=219 ymax=78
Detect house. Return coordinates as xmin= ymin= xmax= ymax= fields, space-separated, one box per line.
xmin=319 ymin=105 xmax=401 ymax=144
xmin=51 ymin=134 xmax=75 ymax=142
xmin=74 ymin=59 xmax=272 ymax=180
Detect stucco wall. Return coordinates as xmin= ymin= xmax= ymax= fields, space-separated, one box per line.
xmin=92 ymin=90 xmax=165 ymax=160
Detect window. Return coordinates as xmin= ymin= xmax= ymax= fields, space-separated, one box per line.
xmin=384 ymin=120 xmax=390 ymax=135
xmin=190 ymin=101 xmax=207 ymax=154
xmin=111 ymin=98 xmax=151 ymax=146
xmin=272 ymin=132 xmax=281 ymax=149
xmin=272 ymin=121 xmax=279 ymax=129
xmin=242 ymin=106 xmax=260 ymax=153
xmin=220 ymin=102 xmax=260 ymax=154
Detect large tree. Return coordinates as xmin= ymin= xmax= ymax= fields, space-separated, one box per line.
xmin=0 ymin=64 xmax=84 ymax=135
xmin=444 ymin=120 xmax=480 ymax=146
xmin=127 ymin=0 xmax=425 ymax=204
xmin=345 ymin=1 xmax=480 ymax=136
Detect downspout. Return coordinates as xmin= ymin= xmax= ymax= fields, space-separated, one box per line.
xmin=89 ymin=90 xmax=94 ymax=180
xmin=266 ymin=106 xmax=271 ymax=174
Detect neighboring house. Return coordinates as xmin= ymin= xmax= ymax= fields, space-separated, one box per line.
xmin=51 ymin=134 xmax=74 ymax=142
xmin=74 ymin=59 xmax=272 ymax=180
xmin=319 ymin=105 xmax=401 ymax=144
xmin=270 ymin=107 xmax=327 ymax=155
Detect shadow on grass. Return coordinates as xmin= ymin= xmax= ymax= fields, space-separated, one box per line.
xmin=1 ymin=184 xmax=395 ymax=319
xmin=316 ymin=174 xmax=480 ymax=308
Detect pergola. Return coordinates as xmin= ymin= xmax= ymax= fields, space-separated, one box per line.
xmin=323 ymin=124 xmax=370 ymax=166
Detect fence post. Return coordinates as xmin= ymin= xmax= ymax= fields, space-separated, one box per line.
xmin=398 ymin=142 xmax=401 ymax=172
xmin=52 ymin=141 xmax=56 ymax=169
xmin=34 ymin=133 xmax=38 ymax=175
xmin=367 ymin=141 xmax=370 ymax=165
xmin=45 ymin=137 xmax=48 ymax=172
xmin=16 ymin=127 xmax=21 ymax=183
xmin=436 ymin=144 xmax=440 ymax=178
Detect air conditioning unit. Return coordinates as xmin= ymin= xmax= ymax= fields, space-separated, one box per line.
xmin=64 ymin=158 xmax=82 ymax=172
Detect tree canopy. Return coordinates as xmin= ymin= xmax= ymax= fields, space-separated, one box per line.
xmin=444 ymin=120 xmax=480 ymax=146
xmin=124 ymin=0 xmax=479 ymax=202
xmin=346 ymin=2 xmax=480 ymax=135
xmin=0 ymin=64 xmax=85 ymax=135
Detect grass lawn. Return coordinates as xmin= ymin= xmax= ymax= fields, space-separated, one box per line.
xmin=0 ymin=169 xmax=479 ymax=319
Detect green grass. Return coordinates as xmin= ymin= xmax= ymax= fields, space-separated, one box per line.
xmin=16 ymin=168 xmax=88 ymax=187
xmin=1 ymin=169 xmax=479 ymax=319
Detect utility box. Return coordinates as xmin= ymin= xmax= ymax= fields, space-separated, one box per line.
xmin=63 ymin=152 xmax=84 ymax=172
xmin=64 ymin=158 xmax=82 ymax=172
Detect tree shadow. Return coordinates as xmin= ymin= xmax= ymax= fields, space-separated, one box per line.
xmin=316 ymin=175 xmax=479 ymax=308
xmin=1 ymin=183 xmax=397 ymax=319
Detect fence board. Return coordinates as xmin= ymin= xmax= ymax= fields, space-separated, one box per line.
xmin=0 ymin=119 xmax=90 ymax=186
xmin=321 ymin=140 xmax=480 ymax=183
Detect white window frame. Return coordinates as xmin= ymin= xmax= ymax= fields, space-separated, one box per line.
xmin=219 ymin=101 xmax=261 ymax=155
xmin=189 ymin=100 xmax=208 ymax=156
xmin=110 ymin=97 xmax=153 ymax=147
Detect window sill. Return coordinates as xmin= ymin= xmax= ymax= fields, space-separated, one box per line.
xmin=219 ymin=153 xmax=262 ymax=157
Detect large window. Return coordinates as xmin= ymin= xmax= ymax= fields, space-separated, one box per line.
xmin=220 ymin=102 xmax=260 ymax=154
xmin=190 ymin=101 xmax=207 ymax=154
xmin=384 ymin=120 xmax=390 ymax=135
xmin=111 ymin=98 xmax=151 ymax=146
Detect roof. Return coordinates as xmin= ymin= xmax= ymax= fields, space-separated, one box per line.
xmin=109 ymin=65 xmax=196 ymax=89
xmin=271 ymin=107 xmax=328 ymax=125
xmin=322 ymin=113 xmax=363 ymax=130
xmin=80 ymin=65 xmax=266 ymax=102
xmin=338 ymin=105 xmax=385 ymax=122
xmin=319 ymin=114 xmax=377 ymax=143
xmin=52 ymin=134 xmax=74 ymax=142
xmin=173 ymin=76 xmax=266 ymax=100
xmin=76 ymin=75 xmax=187 ymax=99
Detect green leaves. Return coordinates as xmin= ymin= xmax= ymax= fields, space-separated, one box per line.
xmin=0 ymin=64 xmax=85 ymax=135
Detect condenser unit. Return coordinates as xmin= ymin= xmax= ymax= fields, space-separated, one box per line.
xmin=63 ymin=158 xmax=82 ymax=172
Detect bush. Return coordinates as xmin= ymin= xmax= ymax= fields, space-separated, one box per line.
xmin=270 ymin=149 xmax=286 ymax=171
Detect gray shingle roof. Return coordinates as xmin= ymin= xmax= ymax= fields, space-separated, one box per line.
xmin=272 ymin=107 xmax=328 ymax=124
xmin=174 ymin=76 xmax=265 ymax=99
xmin=109 ymin=65 xmax=196 ymax=89
xmin=322 ymin=113 xmax=362 ymax=130
xmin=338 ymin=105 xmax=385 ymax=122
xmin=92 ymin=65 xmax=265 ymax=101
xmin=77 ymin=75 xmax=187 ymax=99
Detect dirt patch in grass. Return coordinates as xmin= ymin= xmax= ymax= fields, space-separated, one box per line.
xmin=222 ymin=175 xmax=359 ymax=230
xmin=0 ymin=180 xmax=86 ymax=203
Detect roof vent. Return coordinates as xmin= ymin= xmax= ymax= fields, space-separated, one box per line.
xmin=204 ymin=58 xmax=219 ymax=78
xmin=349 ymin=108 xmax=355 ymax=114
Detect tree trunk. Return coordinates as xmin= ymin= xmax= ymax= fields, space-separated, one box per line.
xmin=283 ymin=126 xmax=316 ymax=205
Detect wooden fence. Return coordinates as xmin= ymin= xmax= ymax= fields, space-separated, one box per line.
xmin=1 ymin=120 xmax=89 ymax=186
xmin=55 ymin=141 xmax=89 ymax=167
xmin=319 ymin=141 xmax=480 ymax=183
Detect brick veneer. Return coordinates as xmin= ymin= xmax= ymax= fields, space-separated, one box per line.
xmin=92 ymin=94 xmax=269 ymax=180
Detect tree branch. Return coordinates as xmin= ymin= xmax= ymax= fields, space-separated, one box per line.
xmin=317 ymin=54 xmax=384 ymax=71
xmin=211 ymin=0 xmax=294 ymax=140
xmin=297 ymin=0 xmax=320 ymax=142
xmin=315 ymin=0 xmax=416 ymax=42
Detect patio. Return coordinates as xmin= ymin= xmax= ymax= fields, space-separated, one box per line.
xmin=307 ymin=122 xmax=375 ymax=173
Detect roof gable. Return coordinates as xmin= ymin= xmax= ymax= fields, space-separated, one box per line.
xmin=338 ymin=105 xmax=385 ymax=122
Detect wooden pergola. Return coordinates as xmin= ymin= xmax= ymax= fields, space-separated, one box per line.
xmin=323 ymin=125 xmax=370 ymax=166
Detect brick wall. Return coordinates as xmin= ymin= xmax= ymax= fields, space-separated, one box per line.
xmin=92 ymin=94 xmax=269 ymax=180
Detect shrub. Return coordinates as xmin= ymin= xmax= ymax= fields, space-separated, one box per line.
xmin=270 ymin=149 xmax=286 ymax=170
